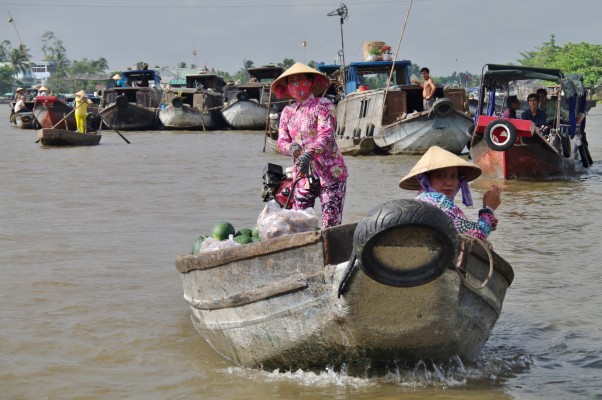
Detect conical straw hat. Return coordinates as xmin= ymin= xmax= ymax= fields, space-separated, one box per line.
xmin=16 ymin=87 xmax=24 ymax=92
xmin=270 ymin=62 xmax=330 ymax=100
xmin=399 ymin=146 xmax=482 ymax=190
xmin=75 ymin=90 xmax=87 ymax=97
xmin=38 ymin=86 xmax=48 ymax=91
xmin=112 ymin=74 xmax=122 ymax=80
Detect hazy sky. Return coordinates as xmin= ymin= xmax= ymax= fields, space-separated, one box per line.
xmin=2 ymin=0 xmax=601 ymax=77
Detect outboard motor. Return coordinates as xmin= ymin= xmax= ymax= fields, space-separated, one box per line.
xmin=261 ymin=163 xmax=298 ymax=209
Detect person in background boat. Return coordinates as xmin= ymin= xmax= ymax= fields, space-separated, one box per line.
xmin=521 ymin=93 xmax=549 ymax=134
xmin=502 ymin=95 xmax=520 ymax=118
xmin=399 ymin=146 xmax=501 ymax=242
xmin=14 ymin=95 xmax=27 ymax=113
xmin=13 ymin=87 xmax=25 ymax=102
xmin=37 ymin=86 xmax=48 ymax=96
xmin=411 ymin=67 xmax=436 ymax=110
xmin=271 ymin=62 xmax=348 ymax=228
xmin=73 ymin=90 xmax=93 ymax=133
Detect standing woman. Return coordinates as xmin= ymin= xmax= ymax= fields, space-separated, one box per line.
xmin=271 ymin=63 xmax=348 ymax=228
xmin=74 ymin=90 xmax=93 ymax=133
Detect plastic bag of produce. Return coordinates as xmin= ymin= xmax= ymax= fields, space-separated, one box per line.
xmin=257 ymin=200 xmax=318 ymax=241
xmin=200 ymin=234 xmax=240 ymax=253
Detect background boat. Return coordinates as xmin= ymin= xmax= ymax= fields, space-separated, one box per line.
xmin=99 ymin=69 xmax=163 ymax=131
xmin=159 ymin=71 xmax=227 ymax=130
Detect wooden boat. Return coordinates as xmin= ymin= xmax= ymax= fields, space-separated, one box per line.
xmin=99 ymin=69 xmax=163 ymax=131
xmin=315 ymin=61 xmax=473 ymax=156
xmin=175 ymin=199 xmax=514 ymax=372
xmin=159 ymin=71 xmax=227 ymax=130
xmin=36 ymin=128 xmax=101 ymax=146
xmin=9 ymin=99 xmax=39 ymax=129
xmin=470 ymin=64 xmax=594 ymax=179
xmin=221 ymin=65 xmax=290 ymax=130
xmin=33 ymin=95 xmax=102 ymax=131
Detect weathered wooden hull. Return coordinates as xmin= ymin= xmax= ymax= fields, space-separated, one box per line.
xmin=159 ymin=104 xmax=221 ymax=130
xmin=34 ymin=98 xmax=77 ymax=130
xmin=469 ymin=133 xmax=582 ymax=179
xmin=37 ymin=128 xmax=101 ymax=146
xmin=175 ymin=200 xmax=513 ymax=371
xmin=337 ymin=90 xmax=472 ymax=155
xmin=10 ymin=111 xmax=38 ymax=129
xmin=221 ymin=100 xmax=267 ymax=130
xmin=100 ymin=88 xmax=163 ymax=131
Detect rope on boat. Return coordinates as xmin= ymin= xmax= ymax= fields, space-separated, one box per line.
xmin=454 ymin=234 xmax=494 ymax=290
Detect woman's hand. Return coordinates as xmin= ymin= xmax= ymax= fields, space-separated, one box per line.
xmin=483 ymin=184 xmax=502 ymax=210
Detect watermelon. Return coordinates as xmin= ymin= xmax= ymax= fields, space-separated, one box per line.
xmin=236 ymin=228 xmax=253 ymax=237
xmin=251 ymin=225 xmax=260 ymax=238
xmin=212 ymin=222 xmax=235 ymax=241
xmin=192 ymin=234 xmax=208 ymax=255
xmin=233 ymin=235 xmax=253 ymax=244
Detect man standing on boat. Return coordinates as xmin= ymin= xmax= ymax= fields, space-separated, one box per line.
xmin=412 ymin=67 xmax=436 ymax=111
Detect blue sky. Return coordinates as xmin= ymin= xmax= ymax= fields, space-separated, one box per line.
xmin=2 ymin=0 xmax=600 ymax=76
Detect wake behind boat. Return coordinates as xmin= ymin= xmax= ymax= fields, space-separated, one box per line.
xmin=175 ymin=199 xmax=513 ymax=372
xmin=37 ymin=128 xmax=101 ymax=146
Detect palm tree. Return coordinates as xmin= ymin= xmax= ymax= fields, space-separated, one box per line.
xmin=9 ymin=45 xmax=31 ymax=81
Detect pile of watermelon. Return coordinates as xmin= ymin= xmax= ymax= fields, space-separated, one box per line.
xmin=192 ymin=221 xmax=260 ymax=255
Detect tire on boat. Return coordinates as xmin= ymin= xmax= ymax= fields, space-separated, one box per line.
xmin=353 ymin=199 xmax=459 ymax=287
xmin=484 ymin=118 xmax=517 ymax=151
xmin=466 ymin=123 xmax=475 ymax=137
xmin=432 ymin=97 xmax=454 ymax=117
xmin=236 ymin=91 xmax=249 ymax=101
xmin=115 ymin=95 xmax=129 ymax=109
xmin=171 ymin=96 xmax=184 ymax=108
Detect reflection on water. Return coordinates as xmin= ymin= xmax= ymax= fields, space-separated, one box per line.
xmin=1 ymin=107 xmax=602 ymax=399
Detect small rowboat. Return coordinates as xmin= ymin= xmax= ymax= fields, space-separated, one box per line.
xmin=175 ymin=199 xmax=514 ymax=372
xmin=36 ymin=128 xmax=101 ymax=146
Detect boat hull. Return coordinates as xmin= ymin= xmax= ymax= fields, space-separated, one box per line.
xmin=221 ymin=100 xmax=267 ymax=130
xmin=159 ymin=105 xmax=221 ymax=130
xmin=99 ymin=87 xmax=163 ymax=130
xmin=37 ymin=128 xmax=101 ymax=146
xmin=175 ymin=200 xmax=513 ymax=371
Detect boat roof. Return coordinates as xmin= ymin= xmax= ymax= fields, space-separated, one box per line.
xmin=482 ymin=64 xmax=563 ymax=83
xmin=185 ymin=73 xmax=226 ymax=90
xmin=247 ymin=65 xmax=285 ymax=81
xmin=121 ymin=69 xmax=161 ymax=86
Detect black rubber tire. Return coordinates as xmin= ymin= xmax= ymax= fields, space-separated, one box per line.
xmin=560 ymin=132 xmax=571 ymax=158
xmin=353 ymin=199 xmax=459 ymax=287
xmin=484 ymin=119 xmax=517 ymax=151
xmin=115 ymin=95 xmax=129 ymax=109
xmin=171 ymin=97 xmax=184 ymax=108
xmin=466 ymin=123 xmax=475 ymax=137
xmin=236 ymin=91 xmax=249 ymax=101
xmin=432 ymin=98 xmax=454 ymax=117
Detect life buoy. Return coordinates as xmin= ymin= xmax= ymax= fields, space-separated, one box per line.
xmin=115 ymin=95 xmax=129 ymax=109
xmin=171 ymin=96 xmax=184 ymax=108
xmin=353 ymin=199 xmax=459 ymax=287
xmin=236 ymin=91 xmax=249 ymax=101
xmin=484 ymin=119 xmax=517 ymax=151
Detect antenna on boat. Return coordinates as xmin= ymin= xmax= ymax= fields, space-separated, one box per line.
xmin=327 ymin=3 xmax=349 ymax=92
xmin=8 ymin=10 xmax=35 ymax=90
xmin=382 ymin=0 xmax=414 ymax=112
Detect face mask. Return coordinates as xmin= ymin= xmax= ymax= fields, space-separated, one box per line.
xmin=287 ymin=78 xmax=312 ymax=100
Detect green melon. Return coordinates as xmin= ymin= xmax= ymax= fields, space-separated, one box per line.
xmin=233 ymin=234 xmax=253 ymax=244
xmin=236 ymin=228 xmax=253 ymax=237
xmin=251 ymin=225 xmax=260 ymax=238
xmin=212 ymin=222 xmax=235 ymax=241
xmin=192 ymin=234 xmax=208 ymax=255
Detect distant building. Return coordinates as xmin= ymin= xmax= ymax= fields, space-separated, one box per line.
xmin=2 ymin=60 xmax=56 ymax=87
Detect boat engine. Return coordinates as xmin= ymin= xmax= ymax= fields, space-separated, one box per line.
xmin=261 ymin=163 xmax=297 ymax=209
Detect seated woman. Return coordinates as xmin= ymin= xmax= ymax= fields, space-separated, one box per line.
xmin=502 ymin=95 xmax=520 ymax=118
xmin=399 ymin=146 xmax=501 ymax=242
xmin=521 ymin=93 xmax=549 ymax=134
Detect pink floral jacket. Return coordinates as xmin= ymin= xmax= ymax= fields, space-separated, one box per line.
xmin=277 ymin=95 xmax=348 ymax=186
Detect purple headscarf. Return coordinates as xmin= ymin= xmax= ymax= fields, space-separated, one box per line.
xmin=416 ymin=173 xmax=474 ymax=207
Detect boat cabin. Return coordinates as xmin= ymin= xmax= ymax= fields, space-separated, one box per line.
xmin=224 ymin=64 xmax=285 ymax=108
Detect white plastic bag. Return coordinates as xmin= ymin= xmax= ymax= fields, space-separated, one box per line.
xmin=257 ymin=200 xmax=318 ymax=241
xmin=200 ymin=234 xmax=240 ymax=253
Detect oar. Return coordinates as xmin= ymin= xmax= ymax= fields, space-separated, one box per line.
xmin=102 ymin=116 xmax=130 ymax=144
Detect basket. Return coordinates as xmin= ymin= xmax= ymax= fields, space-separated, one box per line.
xmin=362 ymin=41 xmax=385 ymax=61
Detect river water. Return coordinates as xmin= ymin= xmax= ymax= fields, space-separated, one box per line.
xmin=2 ymin=108 xmax=602 ymax=400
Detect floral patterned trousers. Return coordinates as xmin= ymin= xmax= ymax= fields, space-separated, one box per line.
xmin=293 ymin=179 xmax=346 ymax=228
